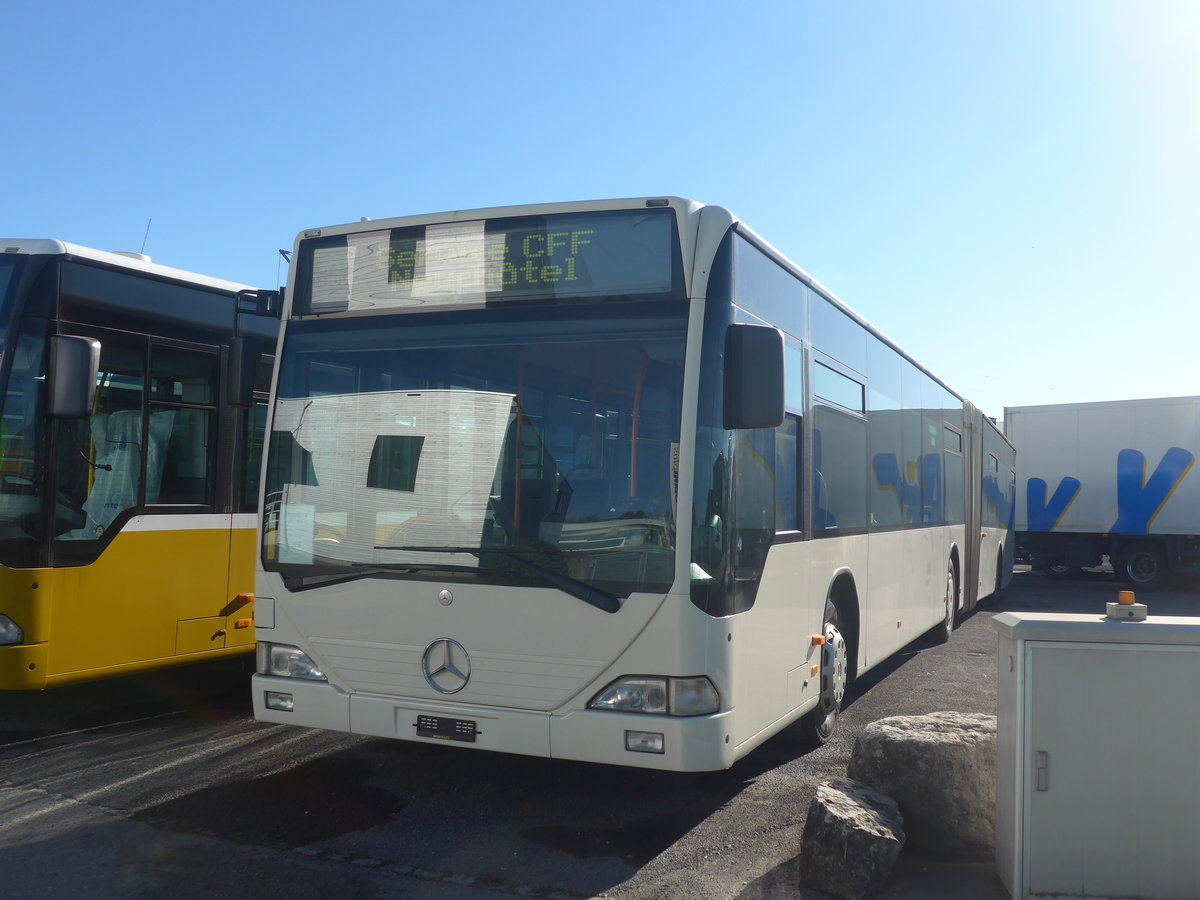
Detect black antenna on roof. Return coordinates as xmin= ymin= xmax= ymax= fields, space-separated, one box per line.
xmin=276 ymin=249 xmax=291 ymax=289
xmin=139 ymin=219 xmax=153 ymax=255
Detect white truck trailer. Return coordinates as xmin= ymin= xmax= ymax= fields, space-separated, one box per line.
xmin=1004 ymin=396 xmax=1200 ymax=588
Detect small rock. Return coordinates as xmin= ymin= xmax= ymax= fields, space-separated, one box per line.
xmin=798 ymin=777 xmax=906 ymax=900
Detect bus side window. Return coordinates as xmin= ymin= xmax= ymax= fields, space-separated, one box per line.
xmin=775 ymin=415 xmax=800 ymax=532
xmin=149 ymin=346 xmax=217 ymax=506
xmin=813 ymin=361 xmax=867 ymax=536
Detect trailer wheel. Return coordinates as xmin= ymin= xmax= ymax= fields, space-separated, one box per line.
xmin=1115 ymin=542 xmax=1169 ymax=589
xmin=798 ymin=600 xmax=848 ymax=746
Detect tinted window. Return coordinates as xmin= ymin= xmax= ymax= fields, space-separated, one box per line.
xmin=811 ymin=294 xmax=866 ymax=373
xmin=775 ymin=415 xmax=800 ymax=532
xmin=151 ymin=346 xmax=216 ymax=403
xmin=241 ymin=400 xmax=269 ymax=513
xmin=60 ymin=262 xmax=233 ymax=343
xmin=815 ymin=362 xmax=864 ymax=414
xmin=0 ymin=257 xmax=25 ymax=351
xmin=733 ymin=234 xmax=807 ymax=337
xmin=149 ymin=346 xmax=217 ymax=506
xmin=813 ymin=404 xmax=868 ymax=535
xmin=54 ymin=332 xmax=148 ymax=549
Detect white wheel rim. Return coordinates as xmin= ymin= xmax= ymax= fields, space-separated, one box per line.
xmin=822 ymin=621 xmax=848 ymax=709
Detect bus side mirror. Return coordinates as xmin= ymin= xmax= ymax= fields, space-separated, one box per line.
xmin=238 ymin=288 xmax=282 ymax=318
xmin=48 ymin=335 xmax=100 ymax=419
xmin=228 ymin=336 xmax=261 ymax=409
xmin=724 ymin=324 xmax=784 ymax=430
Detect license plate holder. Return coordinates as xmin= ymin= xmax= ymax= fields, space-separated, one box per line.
xmin=415 ymin=714 xmax=479 ymax=743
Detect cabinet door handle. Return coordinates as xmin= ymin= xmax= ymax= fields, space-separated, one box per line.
xmin=1035 ymin=750 xmax=1049 ymax=791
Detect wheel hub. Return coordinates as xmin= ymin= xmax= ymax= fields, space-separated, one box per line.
xmin=821 ymin=622 xmax=847 ymax=709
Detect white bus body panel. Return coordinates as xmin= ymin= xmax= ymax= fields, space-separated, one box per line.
xmin=254 ymin=575 xmax=740 ymax=770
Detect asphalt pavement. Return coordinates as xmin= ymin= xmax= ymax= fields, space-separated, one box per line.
xmin=3 ymin=569 xmax=1196 ymax=899
xmin=603 ymin=568 xmax=1200 ymax=900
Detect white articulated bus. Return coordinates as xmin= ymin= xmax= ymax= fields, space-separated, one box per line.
xmin=252 ymin=198 xmax=1013 ymax=771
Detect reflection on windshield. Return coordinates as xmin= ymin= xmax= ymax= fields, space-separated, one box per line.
xmin=272 ymin=389 xmax=515 ymax=565
xmin=263 ymin=303 xmax=687 ymax=598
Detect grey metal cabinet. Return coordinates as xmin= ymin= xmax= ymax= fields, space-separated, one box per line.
xmin=993 ymin=611 xmax=1200 ymax=900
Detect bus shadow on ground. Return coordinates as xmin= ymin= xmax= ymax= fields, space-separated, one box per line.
xmin=0 ymin=657 xmax=253 ymax=747
xmin=134 ymin=736 xmax=753 ymax=898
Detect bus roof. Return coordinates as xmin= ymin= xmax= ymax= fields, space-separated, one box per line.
xmin=287 ymin=196 xmax=984 ymax=417
xmin=1 ymin=238 xmax=255 ymax=294
xmin=291 ymin=197 xmax=706 ymax=242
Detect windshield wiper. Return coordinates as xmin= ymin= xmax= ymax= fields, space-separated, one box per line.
xmin=348 ymin=561 xmax=480 ymax=574
xmin=284 ymin=560 xmax=477 ymax=590
xmin=376 ymin=545 xmax=621 ymax=614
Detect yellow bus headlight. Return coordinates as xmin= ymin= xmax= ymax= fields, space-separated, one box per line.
xmin=0 ymin=615 xmax=24 ymax=646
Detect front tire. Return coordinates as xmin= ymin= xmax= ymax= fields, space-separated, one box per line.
xmin=798 ymin=600 xmax=848 ymax=746
xmin=932 ymin=562 xmax=957 ymax=644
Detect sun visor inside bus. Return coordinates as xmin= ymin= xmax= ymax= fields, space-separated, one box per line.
xmin=723 ymin=324 xmax=784 ymax=430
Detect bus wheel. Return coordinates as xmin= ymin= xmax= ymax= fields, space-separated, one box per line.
xmin=799 ymin=600 xmax=848 ymax=746
xmin=1116 ymin=542 xmax=1169 ymax=589
xmin=933 ymin=563 xmax=956 ymax=644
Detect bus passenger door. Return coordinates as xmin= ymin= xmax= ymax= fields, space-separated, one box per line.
xmin=49 ymin=338 xmax=235 ymax=676
xmin=223 ymin=394 xmax=270 ymax=652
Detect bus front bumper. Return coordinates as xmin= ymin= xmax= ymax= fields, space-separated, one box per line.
xmin=0 ymin=643 xmax=48 ymax=690
xmin=252 ymin=674 xmax=737 ymax=771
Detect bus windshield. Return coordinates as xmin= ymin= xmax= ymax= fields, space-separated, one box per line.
xmin=263 ymin=301 xmax=688 ymax=599
xmin=0 ymin=259 xmax=49 ymax=563
xmin=0 ymin=256 xmax=22 ymax=348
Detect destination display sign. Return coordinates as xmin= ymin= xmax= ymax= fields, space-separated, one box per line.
xmin=300 ymin=207 xmax=682 ymax=315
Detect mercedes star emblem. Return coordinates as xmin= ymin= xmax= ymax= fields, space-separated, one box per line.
xmin=421 ymin=638 xmax=471 ymax=694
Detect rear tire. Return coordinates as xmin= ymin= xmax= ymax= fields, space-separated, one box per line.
xmin=1116 ymin=542 xmax=1169 ymax=589
xmin=798 ymin=600 xmax=848 ymax=746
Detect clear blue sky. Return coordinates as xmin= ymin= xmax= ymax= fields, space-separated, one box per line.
xmin=5 ymin=1 xmax=1197 ymax=421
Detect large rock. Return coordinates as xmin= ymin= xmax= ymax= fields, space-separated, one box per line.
xmin=798 ymin=777 xmax=906 ymax=900
xmin=847 ymin=712 xmax=996 ymax=859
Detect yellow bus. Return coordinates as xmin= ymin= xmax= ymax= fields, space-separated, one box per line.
xmin=0 ymin=240 xmax=277 ymax=688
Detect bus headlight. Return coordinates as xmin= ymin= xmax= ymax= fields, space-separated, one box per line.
xmin=257 ymin=642 xmax=327 ymax=681
xmin=589 ymin=676 xmax=719 ymax=716
xmin=0 ymin=615 xmax=24 ymax=645
xmin=670 ymin=676 xmax=722 ymax=716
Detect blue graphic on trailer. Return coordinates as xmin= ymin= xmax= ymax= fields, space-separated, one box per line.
xmin=1110 ymin=447 xmax=1194 ymax=534
xmin=1027 ymin=476 xmax=1082 ymax=532
xmin=1026 ymin=447 xmax=1195 ymax=533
